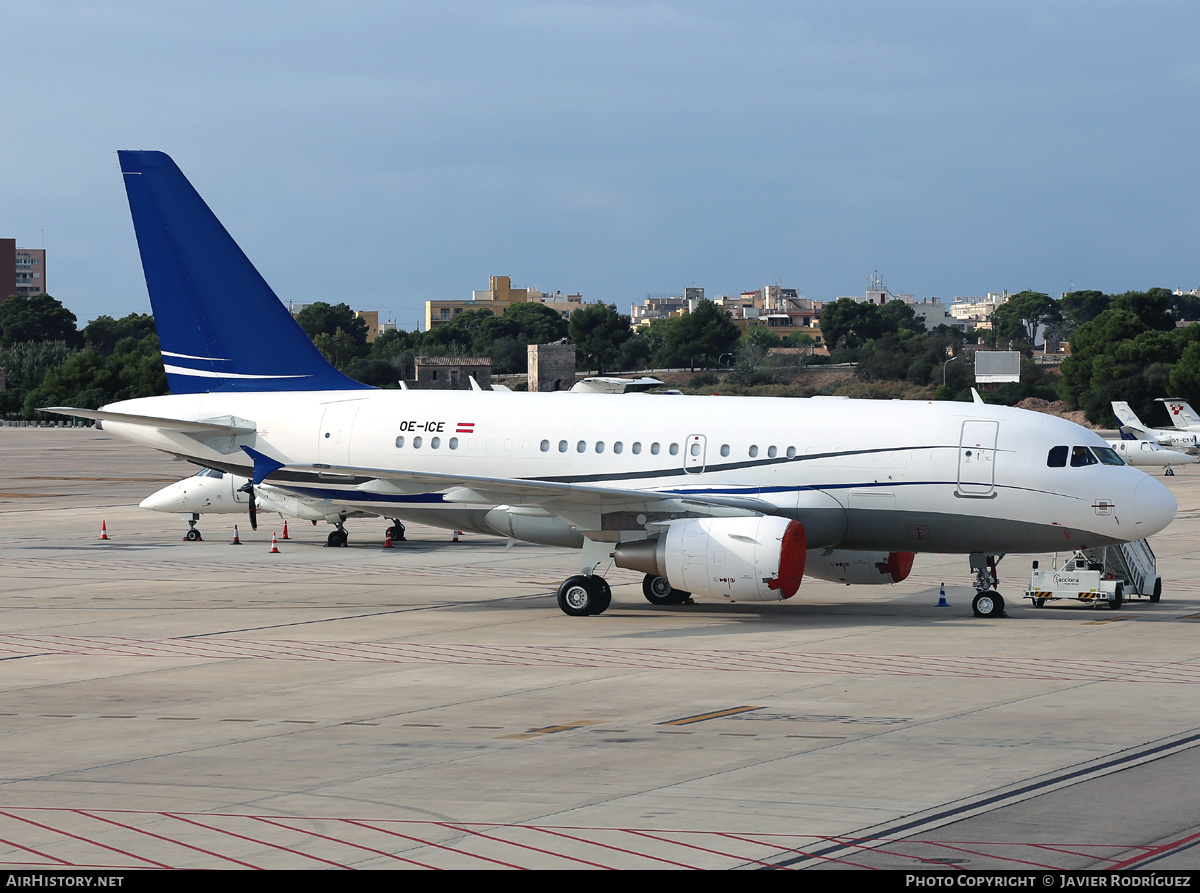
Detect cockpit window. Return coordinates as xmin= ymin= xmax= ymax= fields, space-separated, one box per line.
xmin=1092 ymin=446 xmax=1125 ymax=466
xmin=1047 ymin=446 xmax=1067 ymax=467
xmin=1070 ymin=446 xmax=1098 ymax=467
xmin=197 ymin=468 xmax=224 ymax=478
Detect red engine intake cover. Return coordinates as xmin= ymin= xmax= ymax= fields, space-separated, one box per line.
xmin=767 ymin=520 xmax=807 ymax=599
xmin=884 ymin=551 xmax=915 ymax=583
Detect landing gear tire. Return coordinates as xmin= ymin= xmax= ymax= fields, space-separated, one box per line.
xmin=386 ymin=521 xmax=406 ymax=542
xmin=557 ymin=575 xmax=611 ymax=617
xmin=184 ymin=528 xmax=202 ymax=542
xmin=642 ymin=574 xmax=690 ymax=606
xmin=972 ymin=591 xmax=1006 ymax=618
xmin=1166 ymin=468 xmax=1175 ymax=476
xmin=1110 ymin=583 xmax=1124 ymax=610
xmin=326 ymin=529 xmax=348 ymax=548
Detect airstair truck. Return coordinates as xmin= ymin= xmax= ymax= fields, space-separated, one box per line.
xmin=1024 ymin=541 xmax=1162 ymax=609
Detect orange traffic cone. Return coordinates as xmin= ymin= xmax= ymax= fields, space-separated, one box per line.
xmin=270 ymin=532 xmax=280 ymax=553
xmin=384 ymin=530 xmax=393 ymax=548
xmin=453 ymin=530 xmax=461 ymax=542
xmin=100 ymin=521 xmax=109 ymax=540
xmin=281 ymin=520 xmax=290 ymax=540
xmin=231 ymin=524 xmax=242 ymax=545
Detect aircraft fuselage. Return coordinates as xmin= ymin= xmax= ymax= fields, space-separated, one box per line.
xmin=102 ymin=388 xmax=1176 ymax=556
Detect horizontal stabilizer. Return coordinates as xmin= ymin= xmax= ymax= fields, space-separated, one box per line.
xmin=39 ymin=407 xmax=256 ymax=435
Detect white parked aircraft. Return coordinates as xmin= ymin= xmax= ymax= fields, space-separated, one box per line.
xmin=1112 ymin=401 xmax=1200 ymax=449
xmin=1104 ymin=439 xmax=1195 ymax=476
xmin=45 ymin=152 xmax=1178 ymax=619
xmin=140 ymin=469 xmax=408 ymax=545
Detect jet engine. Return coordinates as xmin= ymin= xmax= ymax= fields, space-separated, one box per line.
xmin=614 ymin=516 xmax=806 ymax=601
xmin=804 ymin=549 xmax=915 ymax=585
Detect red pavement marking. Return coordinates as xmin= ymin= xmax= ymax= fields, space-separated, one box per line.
xmin=435 ymin=822 xmax=614 ymax=870
xmin=79 ymin=811 xmax=261 ymax=869
xmin=0 ymin=809 xmax=172 ymax=869
xmin=530 ymin=826 xmax=698 ymax=869
xmin=253 ymin=817 xmax=437 ymax=869
xmin=344 ymin=819 xmax=525 ymax=869
xmin=166 ymin=814 xmax=352 ymax=869
xmin=1109 ymin=827 xmax=1200 ymax=870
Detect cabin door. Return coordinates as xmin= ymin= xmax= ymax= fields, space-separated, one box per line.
xmin=957 ymin=420 xmax=999 ymax=497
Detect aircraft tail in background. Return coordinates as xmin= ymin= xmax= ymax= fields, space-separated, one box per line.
xmin=1112 ymin=401 xmax=1150 ymax=434
xmin=118 ymin=150 xmax=370 ymax=395
xmin=1158 ymin=398 xmax=1200 ymax=430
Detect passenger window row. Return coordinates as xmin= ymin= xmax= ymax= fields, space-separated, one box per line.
xmin=394 ymin=437 xmax=801 ymax=461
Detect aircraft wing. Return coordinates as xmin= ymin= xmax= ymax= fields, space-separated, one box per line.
xmin=275 ymin=462 xmax=779 ymax=518
xmin=39 ymin=407 xmax=257 ymax=435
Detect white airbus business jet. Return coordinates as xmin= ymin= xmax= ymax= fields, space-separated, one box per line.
xmin=45 ymin=152 xmax=1177 ymax=619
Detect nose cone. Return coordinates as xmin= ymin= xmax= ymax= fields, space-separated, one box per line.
xmin=139 ymin=481 xmax=188 ymax=512
xmin=1134 ymin=474 xmax=1177 ymax=539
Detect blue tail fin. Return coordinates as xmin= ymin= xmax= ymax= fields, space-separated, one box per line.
xmin=118 ymin=150 xmax=371 ymax=394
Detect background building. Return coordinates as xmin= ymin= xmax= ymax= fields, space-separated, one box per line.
xmin=410 ymin=356 xmax=492 ymax=390
xmin=426 ymin=275 xmax=591 ymax=330
xmin=2 ymin=239 xmax=46 ymax=300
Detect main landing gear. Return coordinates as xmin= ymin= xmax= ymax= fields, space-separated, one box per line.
xmin=557 ymin=575 xmax=612 ymax=616
xmin=386 ymin=519 xmax=407 ymax=542
xmin=641 ymin=574 xmax=692 ymax=606
xmin=326 ymin=521 xmax=349 ymax=548
xmin=970 ymin=552 xmax=1007 ymax=618
xmin=183 ymin=513 xmax=203 ymax=542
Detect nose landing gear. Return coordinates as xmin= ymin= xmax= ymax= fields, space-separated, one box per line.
xmin=970 ymin=553 xmax=1007 ymax=618
xmin=183 ymin=514 xmax=203 ymax=542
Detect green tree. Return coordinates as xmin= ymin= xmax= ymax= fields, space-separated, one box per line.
xmin=569 ymin=302 xmax=631 ymax=375
xmin=1057 ymin=305 xmax=1200 ymax=424
xmin=83 ymin=313 xmax=156 ymax=354
xmin=614 ymin=333 xmax=652 ymax=371
xmin=658 ymin=299 xmax=740 ymax=370
xmin=1110 ymin=288 xmax=1175 ymax=332
xmin=992 ymin=291 xmax=1060 ymax=347
xmin=24 ymin=333 xmax=166 ymax=418
xmin=0 ymin=294 xmax=81 ymax=347
xmin=1060 ymin=290 xmax=1111 ymax=329
xmin=1169 ymin=342 xmax=1200 ymax=405
xmin=504 ymin=301 xmax=569 ymax=344
xmin=421 ymin=308 xmax=496 ymax=356
xmin=819 ymin=298 xmax=927 ymax=353
xmin=311 ymin=329 xmax=366 ymax=370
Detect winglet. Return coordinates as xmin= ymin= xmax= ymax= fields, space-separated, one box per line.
xmin=241 ymin=446 xmax=286 ymax=485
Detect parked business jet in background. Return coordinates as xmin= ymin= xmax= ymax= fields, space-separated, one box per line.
xmin=1104 ymin=438 xmax=1196 ymax=476
xmin=1113 ymin=401 xmax=1200 ymax=449
xmin=44 ymin=151 xmax=1178 ymax=619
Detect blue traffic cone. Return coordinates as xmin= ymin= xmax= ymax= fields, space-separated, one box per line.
xmin=937 ymin=583 xmax=950 ymax=607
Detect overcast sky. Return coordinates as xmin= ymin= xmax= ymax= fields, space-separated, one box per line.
xmin=4 ymin=1 xmax=1199 ymax=328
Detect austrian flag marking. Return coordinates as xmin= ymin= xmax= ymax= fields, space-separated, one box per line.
xmin=456 ymin=422 xmax=475 ymax=434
